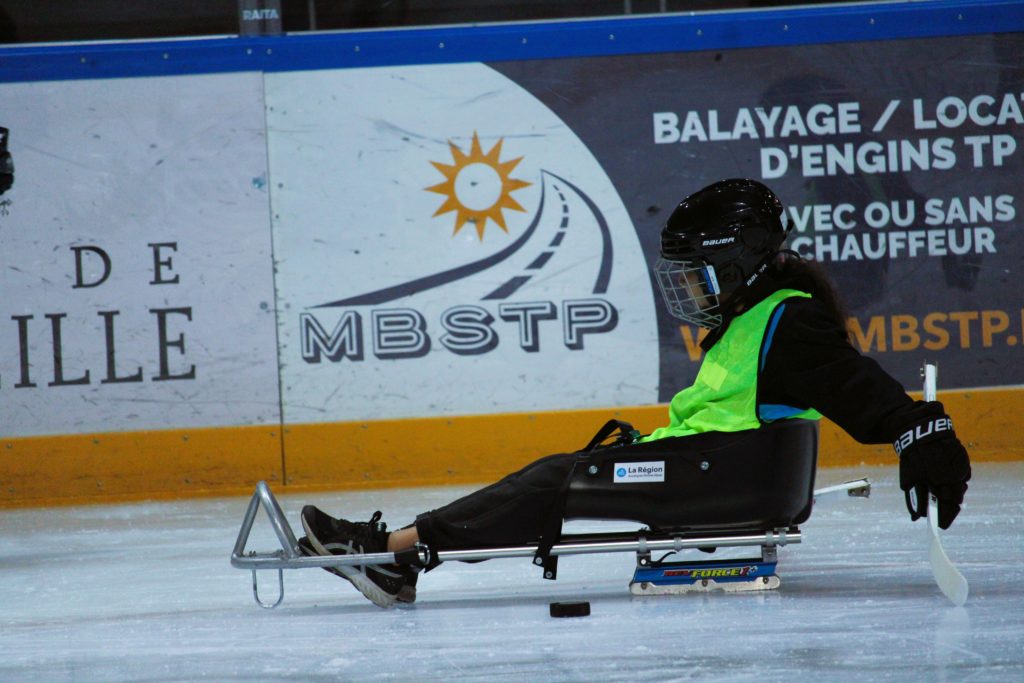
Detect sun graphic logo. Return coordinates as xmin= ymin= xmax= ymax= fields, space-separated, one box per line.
xmin=425 ymin=132 xmax=532 ymax=240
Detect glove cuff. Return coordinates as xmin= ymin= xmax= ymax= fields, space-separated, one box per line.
xmin=893 ymin=415 xmax=955 ymax=456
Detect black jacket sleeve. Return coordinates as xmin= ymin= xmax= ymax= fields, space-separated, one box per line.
xmin=758 ymin=297 xmax=945 ymax=444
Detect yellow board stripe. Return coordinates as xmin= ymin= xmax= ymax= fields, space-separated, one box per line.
xmin=1 ymin=426 xmax=283 ymax=507
xmin=2 ymin=388 xmax=1021 ymax=507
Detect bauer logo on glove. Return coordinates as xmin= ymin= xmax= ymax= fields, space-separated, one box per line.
xmin=893 ymin=416 xmax=954 ymax=455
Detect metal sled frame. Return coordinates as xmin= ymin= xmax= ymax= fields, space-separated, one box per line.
xmin=231 ymin=478 xmax=870 ymax=608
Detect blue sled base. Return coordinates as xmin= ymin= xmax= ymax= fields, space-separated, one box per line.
xmin=630 ymin=545 xmax=781 ymax=595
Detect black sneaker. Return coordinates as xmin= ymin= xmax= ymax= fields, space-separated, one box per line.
xmin=297 ymin=535 xmax=348 ymax=581
xmin=300 ymin=506 xmax=405 ymax=608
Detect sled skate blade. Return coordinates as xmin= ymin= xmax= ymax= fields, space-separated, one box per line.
xmin=629 ymin=557 xmax=780 ymax=595
xmin=630 ymin=574 xmax=781 ymax=595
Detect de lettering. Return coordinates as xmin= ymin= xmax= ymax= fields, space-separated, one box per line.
xmin=2 ymin=242 xmax=195 ymax=389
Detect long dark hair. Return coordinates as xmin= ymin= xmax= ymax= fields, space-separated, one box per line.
xmin=772 ymin=251 xmax=851 ymax=339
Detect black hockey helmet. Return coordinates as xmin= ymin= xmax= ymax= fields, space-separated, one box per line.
xmin=654 ymin=178 xmax=790 ymax=328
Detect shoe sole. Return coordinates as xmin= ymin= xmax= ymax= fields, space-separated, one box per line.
xmin=301 ymin=512 xmax=397 ymax=609
xmin=396 ymin=585 xmax=416 ymax=603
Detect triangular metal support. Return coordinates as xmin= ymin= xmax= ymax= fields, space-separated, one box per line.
xmin=230 ymin=481 xmax=432 ymax=610
xmin=230 ymin=481 xmax=302 ymax=609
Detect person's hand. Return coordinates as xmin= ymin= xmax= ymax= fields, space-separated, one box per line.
xmin=895 ymin=415 xmax=971 ymax=529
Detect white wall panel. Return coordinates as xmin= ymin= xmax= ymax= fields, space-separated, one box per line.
xmin=0 ymin=73 xmax=280 ymax=436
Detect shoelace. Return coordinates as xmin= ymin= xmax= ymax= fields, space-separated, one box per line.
xmin=346 ymin=510 xmax=387 ymax=545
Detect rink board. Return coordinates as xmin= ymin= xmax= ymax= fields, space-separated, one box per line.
xmin=1 ymin=1 xmax=1023 ymax=505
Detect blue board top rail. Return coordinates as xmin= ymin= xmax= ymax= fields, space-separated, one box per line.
xmin=1 ymin=0 xmax=1022 ymax=82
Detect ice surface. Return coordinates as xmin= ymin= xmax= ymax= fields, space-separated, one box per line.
xmin=2 ymin=463 xmax=1022 ymax=682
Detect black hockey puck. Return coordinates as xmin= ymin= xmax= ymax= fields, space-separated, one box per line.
xmin=549 ymin=601 xmax=591 ymax=618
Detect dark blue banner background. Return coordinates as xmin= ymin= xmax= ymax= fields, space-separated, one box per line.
xmin=492 ymin=33 xmax=1024 ymax=395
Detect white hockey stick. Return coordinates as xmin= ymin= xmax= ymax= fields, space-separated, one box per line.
xmin=923 ymin=363 xmax=969 ymax=606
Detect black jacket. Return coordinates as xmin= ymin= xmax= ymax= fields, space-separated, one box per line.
xmin=705 ymin=266 xmax=943 ymax=445
xmin=759 ymin=296 xmax=941 ymax=444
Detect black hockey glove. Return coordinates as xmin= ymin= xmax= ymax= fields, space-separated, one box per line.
xmin=895 ymin=414 xmax=971 ymax=529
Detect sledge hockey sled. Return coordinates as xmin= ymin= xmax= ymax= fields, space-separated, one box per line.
xmin=231 ymin=418 xmax=870 ymax=608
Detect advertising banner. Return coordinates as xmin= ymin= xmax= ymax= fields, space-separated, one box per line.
xmin=3 ymin=25 xmax=1021 ymax=502
xmin=270 ymin=32 xmax=1022 ymax=426
xmin=267 ymin=64 xmax=659 ymax=424
xmin=0 ymin=73 xmax=280 ymax=437
xmin=489 ymin=32 xmax=1023 ymax=396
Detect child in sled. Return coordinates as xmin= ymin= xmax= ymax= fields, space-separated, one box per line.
xmin=298 ymin=179 xmax=971 ymax=608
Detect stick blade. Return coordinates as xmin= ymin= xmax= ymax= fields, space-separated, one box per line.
xmin=928 ymin=493 xmax=969 ymax=606
xmin=929 ymin=538 xmax=968 ymax=606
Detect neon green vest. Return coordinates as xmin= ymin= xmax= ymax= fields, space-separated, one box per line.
xmin=644 ymin=289 xmax=821 ymax=441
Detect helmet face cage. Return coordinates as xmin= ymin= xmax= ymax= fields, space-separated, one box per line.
xmin=654 ymin=257 xmax=723 ymax=329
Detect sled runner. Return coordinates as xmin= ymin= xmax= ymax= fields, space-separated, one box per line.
xmin=231 ymin=418 xmax=871 ymax=608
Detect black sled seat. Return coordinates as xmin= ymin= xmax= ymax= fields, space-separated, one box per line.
xmin=564 ymin=418 xmax=820 ymax=532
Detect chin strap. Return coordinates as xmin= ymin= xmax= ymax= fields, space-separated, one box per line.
xmin=716 ymin=250 xmax=778 ymax=315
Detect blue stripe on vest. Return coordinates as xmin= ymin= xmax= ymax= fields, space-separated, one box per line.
xmin=759 ymin=302 xmax=809 ymax=421
xmin=760 ymin=303 xmax=787 ymax=372
xmin=759 ymin=403 xmax=807 ymax=421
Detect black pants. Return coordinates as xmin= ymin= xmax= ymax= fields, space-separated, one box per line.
xmin=414 ymin=450 xmax=578 ymax=553
xmin=412 ymin=435 xmax=692 ymax=553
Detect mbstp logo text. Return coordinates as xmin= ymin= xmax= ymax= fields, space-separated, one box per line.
xmin=300 ymin=299 xmax=617 ymax=362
